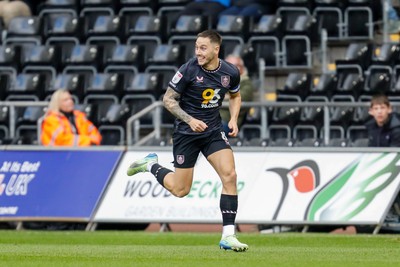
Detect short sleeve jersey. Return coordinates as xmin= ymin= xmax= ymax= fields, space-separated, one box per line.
xmin=168 ymin=57 xmax=240 ymax=134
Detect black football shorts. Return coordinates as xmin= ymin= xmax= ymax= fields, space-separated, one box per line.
xmin=172 ymin=128 xmax=232 ymax=168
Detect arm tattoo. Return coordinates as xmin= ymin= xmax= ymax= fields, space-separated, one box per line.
xmin=163 ymin=87 xmax=193 ymax=124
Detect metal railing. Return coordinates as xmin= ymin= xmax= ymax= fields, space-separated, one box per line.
xmin=2 ymin=100 xmax=398 ymax=147
xmin=125 ymin=100 xmax=386 ymax=146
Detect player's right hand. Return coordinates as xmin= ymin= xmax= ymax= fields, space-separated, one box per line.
xmin=189 ymin=118 xmax=208 ymax=132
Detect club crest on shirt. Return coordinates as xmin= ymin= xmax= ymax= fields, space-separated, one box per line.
xmin=171 ymin=71 xmax=183 ymax=84
xmin=221 ymin=76 xmax=230 ymax=87
xmin=176 ymin=155 xmax=185 ymax=165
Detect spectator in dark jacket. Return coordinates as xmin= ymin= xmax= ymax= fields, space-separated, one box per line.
xmin=365 ymin=94 xmax=400 ymax=147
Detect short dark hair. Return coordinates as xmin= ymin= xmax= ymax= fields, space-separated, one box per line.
xmin=197 ymin=30 xmax=222 ymax=46
xmin=370 ymin=94 xmax=390 ymax=107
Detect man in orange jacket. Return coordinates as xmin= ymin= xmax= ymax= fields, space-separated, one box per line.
xmin=41 ymin=89 xmax=102 ymax=146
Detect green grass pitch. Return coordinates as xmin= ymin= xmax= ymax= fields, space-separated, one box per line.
xmin=1 ymin=230 xmax=400 ymax=267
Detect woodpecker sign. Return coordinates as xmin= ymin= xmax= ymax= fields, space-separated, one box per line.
xmin=95 ymin=151 xmax=400 ymax=226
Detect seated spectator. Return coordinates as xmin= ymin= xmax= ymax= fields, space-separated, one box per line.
xmin=41 ymin=89 xmax=102 ymax=146
xmin=0 ymin=0 xmax=32 ymax=27
xmin=365 ymin=94 xmax=400 ymax=147
xmin=219 ymin=0 xmax=277 ymax=22
xmin=179 ymin=0 xmax=231 ymax=27
xmin=220 ymin=54 xmax=254 ymax=137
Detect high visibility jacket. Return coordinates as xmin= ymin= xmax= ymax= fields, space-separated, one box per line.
xmin=41 ymin=110 xmax=102 ymax=146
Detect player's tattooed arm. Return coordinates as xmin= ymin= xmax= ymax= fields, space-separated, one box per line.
xmin=163 ymin=87 xmax=193 ymax=124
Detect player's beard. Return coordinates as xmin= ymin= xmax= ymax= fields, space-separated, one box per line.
xmin=198 ymin=54 xmax=216 ymax=70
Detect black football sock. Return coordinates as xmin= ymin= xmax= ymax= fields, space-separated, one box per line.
xmin=220 ymin=194 xmax=238 ymax=226
xmin=150 ymin=163 xmax=172 ymax=187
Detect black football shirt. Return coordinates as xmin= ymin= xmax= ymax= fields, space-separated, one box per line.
xmin=168 ymin=57 xmax=240 ymax=134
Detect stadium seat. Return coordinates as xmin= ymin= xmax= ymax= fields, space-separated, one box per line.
xmin=100 ymin=103 xmax=130 ymax=125
xmin=14 ymin=106 xmax=47 ymax=145
xmin=344 ymin=4 xmax=373 ymax=40
xmin=127 ymin=36 xmax=161 ymax=69
xmin=268 ymin=124 xmax=291 ymax=141
xmin=251 ymin=14 xmax=283 ymax=39
xmin=313 ymin=5 xmax=344 ymax=40
xmin=293 ymin=124 xmax=318 ymax=141
xmin=363 ymin=65 xmax=392 ymax=95
xmin=120 ymin=6 xmax=154 ymax=41
xmin=47 ymin=73 xmax=85 ymax=102
xmin=294 ymin=137 xmax=321 ymax=147
xmin=99 ymin=125 xmax=125 ymax=146
xmin=352 ymin=95 xmax=371 ymax=125
xmin=172 ymin=15 xmax=210 ymax=35
xmin=85 ymin=72 xmax=124 ymax=99
xmin=145 ymin=65 xmax=178 ymax=96
xmin=323 ymin=137 xmax=349 ymax=147
xmin=168 ymin=35 xmax=196 ymax=63
xmin=282 ymin=35 xmax=312 ymax=68
xmin=128 ymin=14 xmax=168 ymax=42
xmin=104 ymin=65 xmax=138 ymax=93
xmin=320 ymin=125 xmax=346 ymax=140
xmin=20 ymin=45 xmax=61 ymax=71
xmin=336 ymin=42 xmax=372 ymax=70
xmin=104 ymin=44 xmax=145 ymax=71
xmin=346 ymin=125 xmax=368 ymax=142
xmin=310 ymin=73 xmax=337 ymax=99
xmin=330 ymin=95 xmax=356 ymax=129
xmin=0 ymin=45 xmax=21 ymax=72
xmin=149 ymin=44 xmax=185 ymax=67
xmin=40 ymin=8 xmax=80 ymax=40
xmin=371 ymin=43 xmax=400 ymax=66
xmin=247 ymin=36 xmax=280 ymax=69
xmin=216 ymin=15 xmax=250 ymax=41
xmin=278 ymin=72 xmax=311 ymax=100
xmin=299 ymin=95 xmax=328 ymax=128
xmin=335 ymin=64 xmax=364 ymax=99
xmin=62 ymin=44 xmax=103 ymax=70
xmin=6 ymin=16 xmax=43 ymax=41
xmin=83 ymin=94 xmax=119 ymax=126
xmin=7 ymin=73 xmax=48 ymax=100
xmin=271 ymin=95 xmax=302 ymax=128
xmin=219 ymin=36 xmax=244 ymax=60
xmin=125 ymin=72 xmax=162 ymax=97
xmin=276 ymin=6 xmax=310 ymax=34
xmin=121 ymin=93 xmax=155 ymax=127
xmin=84 ymin=14 xmax=124 ymax=40
xmin=350 ymin=137 xmax=369 ymax=147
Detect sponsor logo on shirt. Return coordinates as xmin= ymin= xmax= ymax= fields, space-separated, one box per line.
xmin=196 ymin=76 xmax=204 ymax=83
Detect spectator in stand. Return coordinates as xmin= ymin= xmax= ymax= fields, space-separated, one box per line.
xmin=41 ymin=89 xmax=102 ymax=146
xmin=365 ymin=94 xmax=400 ymax=147
xmin=179 ymin=0 xmax=231 ymax=27
xmin=220 ymin=54 xmax=254 ymax=137
xmin=219 ymin=0 xmax=277 ymax=22
xmin=385 ymin=0 xmax=400 ymax=33
xmin=0 ymin=0 xmax=32 ymax=27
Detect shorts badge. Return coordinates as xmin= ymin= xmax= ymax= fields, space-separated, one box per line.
xmin=176 ymin=155 xmax=185 ymax=165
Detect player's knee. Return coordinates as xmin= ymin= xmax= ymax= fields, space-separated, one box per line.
xmin=171 ymin=187 xmax=191 ymax=198
xmin=222 ymin=170 xmax=237 ymax=187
